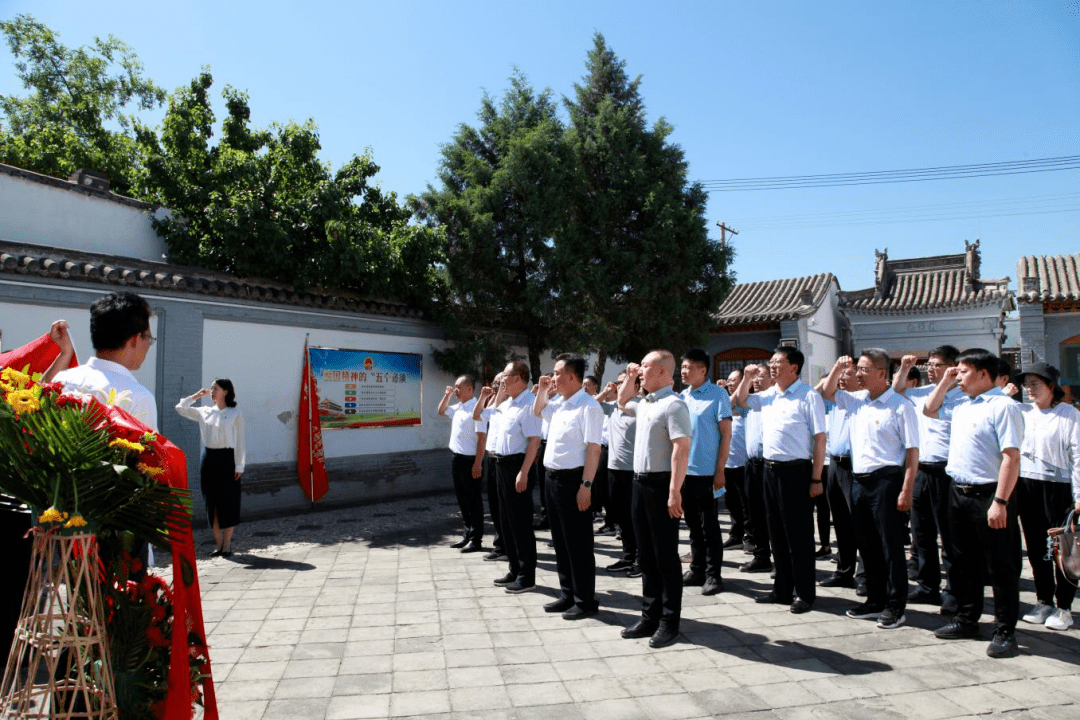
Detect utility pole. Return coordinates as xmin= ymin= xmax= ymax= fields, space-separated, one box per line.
xmin=715 ymin=221 xmax=738 ymax=248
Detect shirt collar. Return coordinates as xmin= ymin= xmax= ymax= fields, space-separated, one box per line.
xmin=870 ymin=387 xmax=897 ymax=406
xmin=645 ymin=385 xmax=675 ymax=403
xmin=86 ymin=356 xmax=137 ymax=381
xmin=779 ymin=379 xmax=805 ymax=396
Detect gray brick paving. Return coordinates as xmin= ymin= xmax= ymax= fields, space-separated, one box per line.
xmin=177 ymin=492 xmax=1080 ymax=719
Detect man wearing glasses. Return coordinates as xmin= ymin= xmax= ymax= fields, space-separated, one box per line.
xmin=893 ymin=346 xmax=963 ymax=615
xmin=46 ymin=291 xmax=159 ymax=431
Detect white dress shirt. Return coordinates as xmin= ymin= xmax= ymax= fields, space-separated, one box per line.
xmin=175 ymin=396 xmax=247 ymax=473
xmin=835 ymin=388 xmax=920 ymax=474
xmin=493 ymin=390 xmax=542 ymax=455
xmin=56 ymin=357 xmax=158 ymax=431
xmin=443 ymin=398 xmax=479 ymax=455
xmin=540 ymin=388 xmax=605 ymax=470
xmin=744 ymin=380 xmax=826 ymax=462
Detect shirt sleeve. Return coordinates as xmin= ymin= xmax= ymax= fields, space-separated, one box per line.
xmin=833 ymin=390 xmax=858 ymax=412
xmin=583 ymin=402 xmax=605 ymax=446
xmin=668 ymin=399 xmax=693 ymax=440
xmin=233 ymin=409 xmax=246 ymax=473
xmin=995 ymin=401 xmax=1024 ymax=452
xmin=521 ymin=408 xmax=542 ymax=439
xmin=745 ymin=393 xmax=764 ymax=411
xmin=899 ymin=400 xmax=920 ymax=451
xmin=175 ymin=395 xmax=203 ymax=422
xmin=807 ymin=391 xmax=827 ymax=436
xmin=716 ymin=387 xmax=733 ymax=421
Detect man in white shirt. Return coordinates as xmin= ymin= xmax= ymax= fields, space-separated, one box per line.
xmin=438 ymin=375 xmax=486 ymax=552
xmin=49 ymin=292 xmax=158 ymax=431
xmin=534 ymin=356 xmax=605 ymax=619
xmin=822 ymin=351 xmax=919 ymax=630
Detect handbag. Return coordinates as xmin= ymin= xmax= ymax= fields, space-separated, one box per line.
xmin=1048 ymin=509 xmax=1080 ymax=586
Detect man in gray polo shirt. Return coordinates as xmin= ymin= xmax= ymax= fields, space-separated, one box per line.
xmin=617 ymin=350 xmax=692 ymax=648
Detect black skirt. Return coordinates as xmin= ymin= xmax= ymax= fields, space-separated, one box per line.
xmin=201 ymin=448 xmax=241 ymax=529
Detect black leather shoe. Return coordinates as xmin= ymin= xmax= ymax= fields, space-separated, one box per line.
xmin=450 ymin=539 xmax=469 ymax=549
xmin=723 ymin=535 xmax=744 ymax=548
xmin=986 ymin=630 xmax=1018 ymax=658
xmin=649 ymin=622 xmax=679 ymax=648
xmin=790 ymin=598 xmax=813 ymax=614
xmin=562 ymin=605 xmax=599 ymax=620
xmin=755 ymin=592 xmax=790 ymax=605
xmin=621 ymin=619 xmax=658 ymax=639
xmin=908 ymin=588 xmax=942 ymax=605
xmin=626 ymin=564 xmax=643 ymax=578
xmin=606 ymin=559 xmax=634 ymax=572
xmin=460 ymin=543 xmax=483 ymax=553
xmin=819 ymin=573 xmax=855 ymax=588
xmin=493 ymin=572 xmax=515 ymax=587
xmin=855 ymin=582 xmax=868 ymax=597
xmin=701 ymin=578 xmax=725 ymax=596
xmin=544 ymin=597 xmax=574 ymax=613
xmin=483 ymin=549 xmax=504 ymax=561
xmin=740 ymin=558 xmax=773 ymax=573
xmin=934 ymin=621 xmax=981 ymax=640
xmin=682 ymin=571 xmax=705 ymax=587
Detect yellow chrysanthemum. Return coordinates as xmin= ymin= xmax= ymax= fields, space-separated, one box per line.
xmin=38 ymin=507 xmax=63 ymax=523
xmin=109 ymin=438 xmax=146 ymax=453
xmin=1 ymin=367 xmax=31 ymax=390
xmin=141 ymin=432 xmax=157 ymax=444
xmin=137 ymin=462 xmax=165 ymax=477
xmin=6 ymin=389 xmax=41 ymax=415
xmin=63 ymin=514 xmax=87 ymax=529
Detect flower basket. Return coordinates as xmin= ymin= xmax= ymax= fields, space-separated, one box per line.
xmin=0 ymin=530 xmax=117 ymax=719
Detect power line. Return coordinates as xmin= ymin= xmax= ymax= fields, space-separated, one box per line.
xmin=700 ymin=155 xmax=1080 ymax=191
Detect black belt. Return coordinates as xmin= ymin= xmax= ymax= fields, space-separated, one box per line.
xmin=453 ymin=452 xmax=475 ymax=460
xmin=764 ymin=459 xmax=811 ymax=469
xmin=831 ymin=455 xmax=852 ymax=469
xmin=547 ymin=467 xmax=583 ymax=480
xmin=634 ymin=471 xmax=671 ymax=484
xmin=853 ymin=466 xmax=903 ymax=482
xmin=919 ymin=461 xmax=948 ymax=470
xmin=953 ymin=482 xmax=995 ymax=497
xmin=491 ymin=453 xmax=525 ymax=465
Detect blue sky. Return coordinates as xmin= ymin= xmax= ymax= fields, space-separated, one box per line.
xmin=1 ymin=1 xmax=1077 ymax=292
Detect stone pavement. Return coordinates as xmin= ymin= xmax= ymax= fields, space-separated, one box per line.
xmin=184 ymin=492 xmax=1080 ymax=719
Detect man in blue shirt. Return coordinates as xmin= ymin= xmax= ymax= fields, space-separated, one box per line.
xmin=679 ymin=349 xmax=732 ymax=596
xmin=923 ymin=348 xmax=1024 ymax=658
xmin=893 ymin=346 xmax=964 ymax=614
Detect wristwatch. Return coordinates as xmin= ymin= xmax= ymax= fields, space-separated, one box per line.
xmin=582 ymin=480 xmax=593 ymax=489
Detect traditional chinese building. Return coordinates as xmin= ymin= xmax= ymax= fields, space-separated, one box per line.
xmin=839 ymin=241 xmax=1014 ymax=360
xmin=1016 ymin=253 xmax=1080 ymax=396
xmin=707 ymin=273 xmax=844 ymax=383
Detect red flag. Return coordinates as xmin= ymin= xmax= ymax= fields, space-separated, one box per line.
xmin=0 ymin=333 xmax=78 ymax=375
xmin=298 ymin=340 xmax=329 ymax=502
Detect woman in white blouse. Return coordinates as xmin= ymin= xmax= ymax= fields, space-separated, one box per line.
xmin=1015 ymin=363 xmax=1080 ymax=632
xmin=176 ymin=379 xmax=246 ymax=557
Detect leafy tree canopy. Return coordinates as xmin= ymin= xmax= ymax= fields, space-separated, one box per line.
xmin=0 ymin=14 xmax=165 ymax=196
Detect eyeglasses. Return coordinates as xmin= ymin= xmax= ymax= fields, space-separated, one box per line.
xmin=926 ymin=362 xmax=951 ymax=369
xmin=143 ymin=332 xmax=156 ymax=346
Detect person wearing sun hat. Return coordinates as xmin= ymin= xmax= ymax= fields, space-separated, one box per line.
xmin=1013 ymin=362 xmax=1080 ymax=632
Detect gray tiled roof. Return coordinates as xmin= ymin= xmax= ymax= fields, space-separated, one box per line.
xmin=1016 ymin=253 xmax=1080 ymax=304
xmin=840 ymin=246 xmax=1011 ymax=314
xmin=0 ymin=241 xmax=422 ymax=318
xmin=713 ymin=273 xmax=835 ymax=325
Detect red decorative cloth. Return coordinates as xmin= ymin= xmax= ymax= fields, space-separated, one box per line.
xmin=298 ymin=340 xmax=329 ymax=502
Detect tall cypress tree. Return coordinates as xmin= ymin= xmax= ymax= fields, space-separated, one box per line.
xmin=560 ymin=33 xmax=733 ymax=377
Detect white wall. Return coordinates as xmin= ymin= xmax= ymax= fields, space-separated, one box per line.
xmin=201 ymin=319 xmax=458 ymax=464
xmin=0 ymin=173 xmax=170 ymax=262
xmin=0 ymin=299 xmax=159 ymax=393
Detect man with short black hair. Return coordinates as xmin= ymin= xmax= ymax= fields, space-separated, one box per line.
xmin=894 ymin=346 xmax=963 ymax=613
xmin=740 ymin=363 xmax=774 ymax=572
xmin=679 ymin=349 xmax=732 ymax=596
xmin=438 ymin=375 xmax=485 ymax=552
xmin=734 ymin=347 xmax=826 ymax=614
xmin=924 ymin=348 xmax=1024 ymax=658
xmin=722 ymin=369 xmax=749 ymax=550
xmin=485 ymin=361 xmax=543 ymax=594
xmin=823 ymin=350 xmax=919 ymax=629
xmin=534 ymin=356 xmax=605 ymax=619
xmin=51 ymin=291 xmax=158 ymax=431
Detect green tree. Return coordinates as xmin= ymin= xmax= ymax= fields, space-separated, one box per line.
xmin=0 ymin=14 xmax=165 ymax=196
xmin=413 ymin=71 xmax=571 ymax=380
xmin=137 ymin=71 xmax=442 ymax=305
xmin=560 ymin=33 xmax=733 ymax=377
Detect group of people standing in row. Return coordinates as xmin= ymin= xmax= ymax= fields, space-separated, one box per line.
xmin=439 ymin=344 xmax=1080 ymax=656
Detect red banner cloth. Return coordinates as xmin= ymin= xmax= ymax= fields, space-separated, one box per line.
xmin=0 ymin=333 xmax=78 ymax=374
xmin=297 ymin=340 xmax=329 ymax=502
